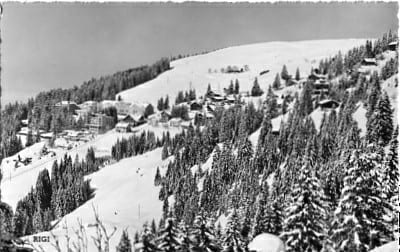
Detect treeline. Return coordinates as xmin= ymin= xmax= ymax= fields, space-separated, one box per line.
xmin=0 ymin=58 xmax=170 ymax=158
xmin=10 ymin=148 xmax=104 ymax=237
xmin=111 ymin=131 xmax=164 ymax=161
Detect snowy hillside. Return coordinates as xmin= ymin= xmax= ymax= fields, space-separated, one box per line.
xmin=118 ymin=39 xmax=366 ymax=105
xmin=1 ymin=124 xmax=182 ymax=211
xmin=5 ymin=38 xmax=393 ymax=251
xmin=26 ymin=148 xmax=169 ymax=251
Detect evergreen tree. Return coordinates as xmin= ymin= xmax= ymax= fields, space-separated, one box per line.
xmin=117 ymin=230 xmax=133 ymax=252
xmin=383 ymin=126 xmax=399 ymax=201
xmin=280 ymin=159 xmax=327 ymax=252
xmin=228 ymin=81 xmax=235 ymax=95
xmin=295 ymin=67 xmax=300 ymax=81
xmin=383 ymin=127 xmax=399 ymax=236
xmin=281 ymin=65 xmax=290 ymax=82
xmin=144 ymin=104 xmax=155 ymax=118
xmin=154 ymin=167 xmax=162 ymax=186
xmin=331 ymin=148 xmax=393 ymax=251
xmin=158 ymin=97 xmax=165 ymax=111
xmin=26 ymin=129 xmax=34 ymax=147
xmin=223 ymin=209 xmax=244 ymax=252
xmin=251 ymin=78 xmax=263 ymax=97
xmin=157 ymin=218 xmax=181 ymax=252
xmin=272 ymin=73 xmax=281 ymax=90
xmin=192 ymin=215 xmax=221 ymax=252
xmin=164 ymin=96 xmax=170 ymax=110
xmin=141 ymin=223 xmax=158 ymax=252
xmin=234 ymin=79 xmax=240 ymax=94
xmin=367 ymin=92 xmax=394 ymax=146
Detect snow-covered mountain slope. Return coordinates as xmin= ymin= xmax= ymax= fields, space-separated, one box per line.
xmin=26 ymin=148 xmax=169 ymax=252
xmin=1 ymin=124 xmax=182 ymax=211
xmin=118 ymin=39 xmax=366 ymax=105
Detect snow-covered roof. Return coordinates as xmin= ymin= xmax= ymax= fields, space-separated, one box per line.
xmin=169 ymin=118 xmax=182 ymax=123
xmin=363 ymin=58 xmax=377 ymax=64
xmin=248 ymin=233 xmax=285 ymax=252
xmin=82 ymin=100 xmax=98 ymax=105
xmin=388 ymin=41 xmax=398 ymax=46
xmin=117 ymin=114 xmax=127 ymax=120
xmin=319 ymin=99 xmax=339 ymax=105
xmin=131 ymin=114 xmax=144 ymax=121
xmin=116 ymin=122 xmax=130 ymax=128
xmin=55 ymin=101 xmax=78 ymax=106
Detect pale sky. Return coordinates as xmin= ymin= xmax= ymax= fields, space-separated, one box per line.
xmin=1 ymin=2 xmax=398 ymax=104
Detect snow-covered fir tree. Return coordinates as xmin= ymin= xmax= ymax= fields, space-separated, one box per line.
xmin=191 ymin=214 xmax=221 ymax=252
xmin=366 ymin=91 xmax=394 ymax=146
xmin=117 ymin=230 xmax=133 ymax=252
xmin=280 ymin=157 xmax=328 ymax=252
xmin=157 ymin=218 xmax=181 ymax=252
xmin=223 ymin=209 xmax=246 ymax=252
xmin=331 ymin=148 xmax=393 ymax=251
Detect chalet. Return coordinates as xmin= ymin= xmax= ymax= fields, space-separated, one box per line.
xmin=225 ymin=95 xmax=236 ymax=104
xmin=312 ymin=79 xmax=330 ymax=95
xmin=160 ymin=111 xmax=172 ymax=123
xmin=211 ymin=95 xmax=225 ymax=103
xmin=206 ymin=90 xmax=224 ymax=102
xmin=148 ymin=113 xmax=161 ymax=126
xmin=131 ymin=114 xmax=146 ymax=126
xmin=190 ymin=101 xmax=203 ymax=111
xmin=64 ymin=130 xmax=84 ymax=141
xmin=362 ymin=58 xmax=378 ymax=66
xmin=87 ymin=113 xmax=115 ymax=134
xmin=55 ymin=101 xmax=80 ymax=114
xmin=169 ymin=118 xmax=182 ymax=127
xmin=318 ymin=99 xmax=340 ymax=110
xmin=388 ymin=41 xmax=398 ymax=51
xmin=308 ymin=71 xmax=327 ymax=81
xmin=116 ymin=122 xmax=131 ymax=133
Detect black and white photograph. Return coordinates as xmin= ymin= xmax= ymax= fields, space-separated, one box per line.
xmin=0 ymin=2 xmax=398 ymax=252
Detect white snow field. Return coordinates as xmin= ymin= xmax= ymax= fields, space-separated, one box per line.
xmin=370 ymin=241 xmax=399 ymax=252
xmin=26 ymin=148 xmax=169 ymax=251
xmin=118 ymin=39 xmax=367 ymax=106
xmin=1 ymin=124 xmax=182 ymax=211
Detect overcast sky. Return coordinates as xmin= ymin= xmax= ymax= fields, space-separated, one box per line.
xmin=1 ymin=2 xmax=398 ymax=104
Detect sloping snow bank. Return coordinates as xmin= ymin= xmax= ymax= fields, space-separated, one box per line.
xmin=248 ymin=233 xmax=285 ymax=252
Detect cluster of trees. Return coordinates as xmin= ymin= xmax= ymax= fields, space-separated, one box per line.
xmin=175 ymin=89 xmax=196 ymax=105
xmin=111 ymin=131 xmax=164 ymax=161
xmin=11 ymin=148 xmax=102 ymax=237
xmin=157 ymin=96 xmax=170 ymax=111
xmin=145 ymin=31 xmax=399 ymax=252
xmin=381 ymin=57 xmax=398 ymax=81
xmin=225 ymin=79 xmax=240 ymax=95
xmin=171 ymin=105 xmax=190 ymax=121
xmin=0 ymin=58 xmax=171 ymax=159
